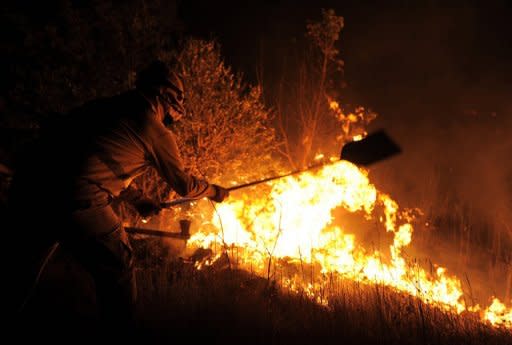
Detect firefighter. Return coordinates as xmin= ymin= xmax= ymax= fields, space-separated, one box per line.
xmin=7 ymin=60 xmax=229 ymax=336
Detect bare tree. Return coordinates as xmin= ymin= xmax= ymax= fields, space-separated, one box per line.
xmin=275 ymin=9 xmax=376 ymax=169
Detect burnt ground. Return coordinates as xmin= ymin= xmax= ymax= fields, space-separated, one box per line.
xmin=9 ymin=236 xmax=512 ymax=345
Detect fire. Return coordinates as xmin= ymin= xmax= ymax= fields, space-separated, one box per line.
xmin=352 ymin=134 xmax=363 ymax=141
xmin=485 ymin=298 xmax=512 ymax=327
xmin=188 ymin=160 xmax=512 ymax=329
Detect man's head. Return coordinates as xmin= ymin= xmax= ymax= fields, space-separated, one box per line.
xmin=136 ymin=60 xmax=186 ymax=126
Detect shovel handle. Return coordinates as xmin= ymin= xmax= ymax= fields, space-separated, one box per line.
xmin=159 ymin=161 xmax=331 ymax=208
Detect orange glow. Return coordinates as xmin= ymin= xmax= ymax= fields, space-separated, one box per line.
xmin=188 ymin=160 xmax=511 ymax=329
xmin=484 ymin=298 xmax=512 ymax=327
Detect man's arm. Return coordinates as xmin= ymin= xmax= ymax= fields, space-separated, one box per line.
xmin=144 ymin=117 xmax=227 ymax=201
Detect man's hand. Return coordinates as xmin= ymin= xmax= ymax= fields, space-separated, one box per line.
xmin=209 ymin=184 xmax=230 ymax=203
xmin=132 ymin=197 xmax=162 ymax=218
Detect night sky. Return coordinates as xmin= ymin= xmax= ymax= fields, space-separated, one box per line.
xmin=179 ymin=0 xmax=512 ymax=213
xmin=180 ymin=1 xmax=512 ymax=302
xmin=179 ymin=0 xmax=512 ymax=115
xmin=4 ymin=1 xmax=511 ymax=122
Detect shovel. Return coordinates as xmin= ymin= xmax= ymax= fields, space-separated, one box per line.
xmin=340 ymin=129 xmax=401 ymax=166
xmin=161 ymin=129 xmax=401 ymax=208
xmin=128 ymin=130 xmax=401 ymax=239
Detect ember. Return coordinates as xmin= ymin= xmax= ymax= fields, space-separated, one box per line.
xmin=188 ymin=160 xmax=512 ymax=328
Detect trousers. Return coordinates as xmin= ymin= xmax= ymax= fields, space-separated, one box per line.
xmin=9 ymin=203 xmax=137 ymax=337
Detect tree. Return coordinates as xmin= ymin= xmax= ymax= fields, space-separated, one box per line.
xmin=1 ymin=0 xmax=181 ymax=116
xmin=172 ymin=39 xmax=279 ymax=184
xmin=274 ymin=8 xmax=376 ymax=169
xmin=126 ymin=39 xmax=280 ymax=226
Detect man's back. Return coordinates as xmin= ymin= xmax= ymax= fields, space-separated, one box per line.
xmin=9 ymin=90 xmax=155 ymax=211
xmin=62 ymin=90 xmax=156 ymax=206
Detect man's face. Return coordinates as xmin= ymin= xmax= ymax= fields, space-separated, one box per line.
xmin=161 ymin=86 xmax=185 ymax=125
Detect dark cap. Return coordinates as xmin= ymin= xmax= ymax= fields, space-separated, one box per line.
xmin=135 ymin=60 xmax=184 ymax=94
xmin=136 ymin=60 xmax=186 ymax=123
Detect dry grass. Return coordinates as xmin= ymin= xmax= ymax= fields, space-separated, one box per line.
xmin=12 ymin=236 xmax=511 ymax=345
xmin=133 ymin=240 xmax=511 ymax=345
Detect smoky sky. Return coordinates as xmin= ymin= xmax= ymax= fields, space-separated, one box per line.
xmin=179 ymin=0 xmax=512 ymax=200
xmin=181 ymin=1 xmax=512 ymax=294
xmin=179 ymin=0 xmax=512 ymax=113
xmin=180 ymin=0 xmax=512 ymax=201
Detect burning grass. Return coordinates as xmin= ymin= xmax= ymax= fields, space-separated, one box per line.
xmin=13 ymin=234 xmax=511 ymax=344
xmin=134 ymin=253 xmax=511 ymax=345
xmin=170 ymin=160 xmax=511 ymax=328
xmin=15 ymin=156 xmax=510 ymax=345
xmin=12 ymin=138 xmax=511 ymax=343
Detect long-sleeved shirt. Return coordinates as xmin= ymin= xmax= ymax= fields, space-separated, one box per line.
xmin=50 ymin=89 xmax=215 ymax=208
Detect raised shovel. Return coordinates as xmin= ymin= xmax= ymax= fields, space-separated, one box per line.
xmin=126 ymin=129 xmax=401 ymax=239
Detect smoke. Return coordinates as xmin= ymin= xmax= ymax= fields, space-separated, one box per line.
xmin=182 ymin=0 xmax=512 ymax=302
xmin=366 ymin=99 xmax=511 ymax=298
xmin=333 ymin=2 xmax=512 ymax=303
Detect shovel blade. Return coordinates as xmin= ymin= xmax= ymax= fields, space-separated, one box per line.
xmin=340 ymin=130 xmax=401 ymax=166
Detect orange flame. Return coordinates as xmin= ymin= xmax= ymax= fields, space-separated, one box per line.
xmin=188 ymin=160 xmax=511 ymax=329
xmin=484 ymin=298 xmax=512 ymax=327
